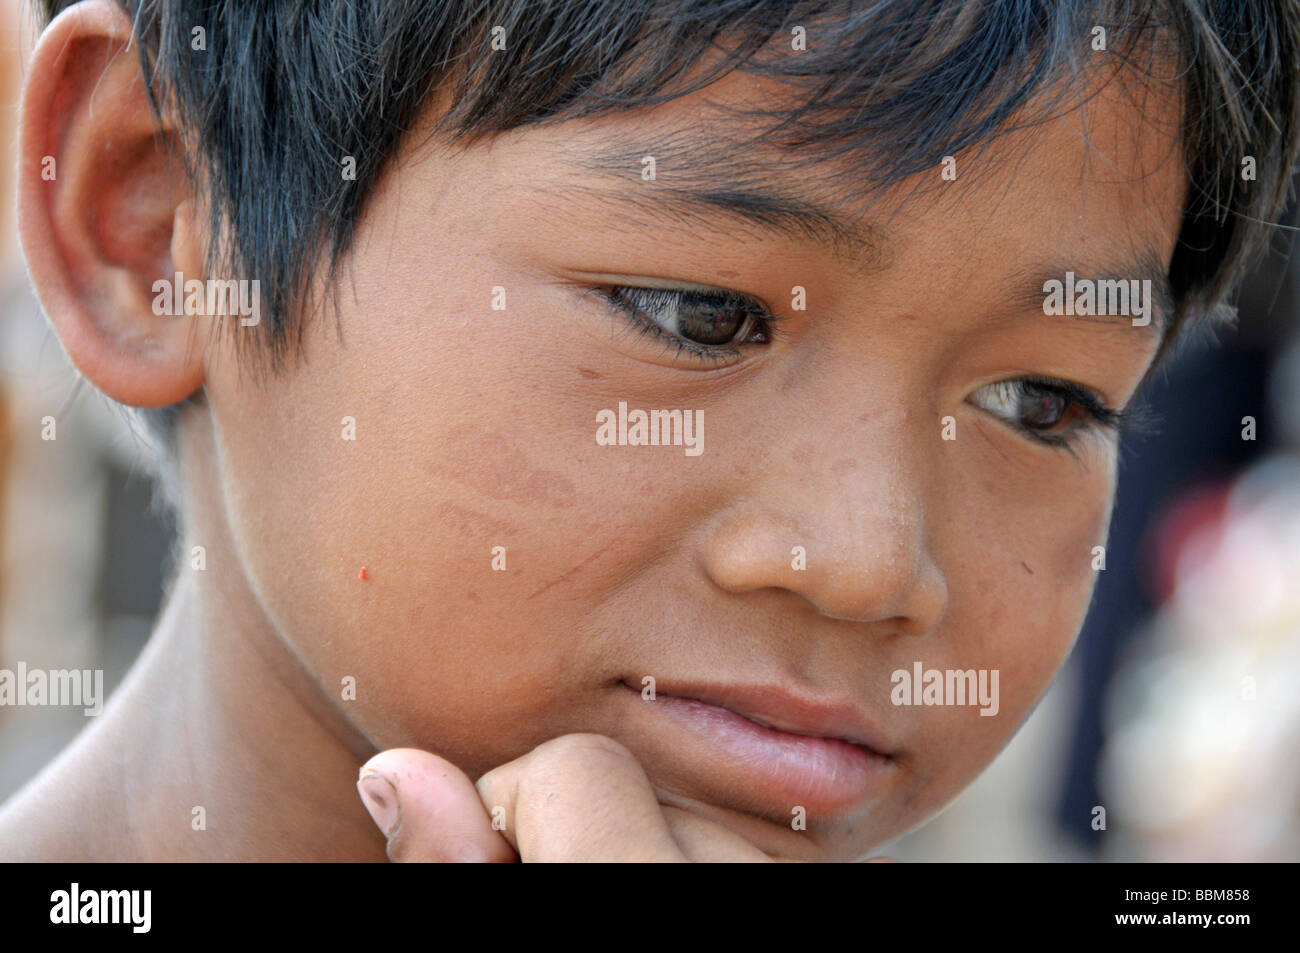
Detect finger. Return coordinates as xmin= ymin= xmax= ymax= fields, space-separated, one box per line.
xmin=358 ymin=748 xmax=516 ymax=862
xmin=660 ymin=806 xmax=774 ymax=862
xmin=475 ymin=733 xmax=687 ymax=862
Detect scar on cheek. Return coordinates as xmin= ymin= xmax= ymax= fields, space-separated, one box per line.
xmin=358 ymin=567 xmax=369 ymax=581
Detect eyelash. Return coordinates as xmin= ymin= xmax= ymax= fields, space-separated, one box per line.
xmin=978 ymin=375 xmax=1128 ymax=452
xmin=590 ymin=284 xmax=781 ymax=367
xmin=589 ymin=283 xmax=1136 ymax=452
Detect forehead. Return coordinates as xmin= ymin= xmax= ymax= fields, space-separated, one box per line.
xmin=491 ymin=63 xmax=1186 ymax=334
xmin=594 ymin=62 xmax=1177 ymax=216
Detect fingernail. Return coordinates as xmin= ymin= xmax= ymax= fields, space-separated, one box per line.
xmin=357 ymin=773 xmax=399 ymax=838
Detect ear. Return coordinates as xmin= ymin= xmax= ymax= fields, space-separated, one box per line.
xmin=18 ymin=0 xmax=207 ymax=408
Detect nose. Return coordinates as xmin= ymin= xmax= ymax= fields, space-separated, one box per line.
xmin=701 ymin=440 xmax=948 ymax=633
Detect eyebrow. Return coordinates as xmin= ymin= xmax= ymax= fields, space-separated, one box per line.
xmin=570 ymin=143 xmax=888 ymax=269
xmin=568 ymin=149 xmax=1174 ymax=339
xmin=627 ymin=185 xmax=887 ymax=267
xmin=1007 ymin=253 xmax=1175 ymax=339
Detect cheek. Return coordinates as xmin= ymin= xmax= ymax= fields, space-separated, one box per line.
xmin=201 ymin=248 xmax=718 ymax=776
xmin=204 ymin=318 xmax=577 ymax=773
xmin=954 ymin=434 xmax=1116 ymax=672
xmin=900 ymin=445 xmax=1114 ymax=815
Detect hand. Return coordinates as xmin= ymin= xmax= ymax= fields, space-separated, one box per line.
xmin=356 ymin=733 xmax=778 ymax=861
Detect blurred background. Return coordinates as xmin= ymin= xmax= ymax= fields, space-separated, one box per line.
xmin=1 ymin=1 xmax=1297 ymax=860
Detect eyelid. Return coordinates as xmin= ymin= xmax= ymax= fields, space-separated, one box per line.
xmin=1011 ymin=375 xmax=1119 ymax=423
xmin=969 ymin=376 xmax=1124 ymax=452
xmin=608 ymin=282 xmax=774 ymax=322
xmin=605 ymin=285 xmax=779 ymax=338
xmin=583 ymin=282 xmax=778 ymax=368
xmin=574 ymin=272 xmax=772 ymax=305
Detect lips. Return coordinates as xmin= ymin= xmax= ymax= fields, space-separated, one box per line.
xmin=620 ymin=679 xmax=897 ymax=818
xmin=647 ymin=681 xmax=896 ymax=755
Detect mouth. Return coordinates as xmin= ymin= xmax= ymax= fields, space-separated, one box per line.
xmin=617 ymin=678 xmax=897 ymax=820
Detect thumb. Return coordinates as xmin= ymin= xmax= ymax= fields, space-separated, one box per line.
xmin=357 ymin=748 xmax=516 ymax=862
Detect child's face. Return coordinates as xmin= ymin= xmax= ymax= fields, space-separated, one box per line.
xmin=193 ymin=69 xmax=1184 ymax=860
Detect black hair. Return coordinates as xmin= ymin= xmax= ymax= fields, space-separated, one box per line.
xmin=33 ymin=0 xmax=1300 ymax=497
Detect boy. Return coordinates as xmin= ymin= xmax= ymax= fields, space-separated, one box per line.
xmin=1 ymin=0 xmax=1297 ymax=861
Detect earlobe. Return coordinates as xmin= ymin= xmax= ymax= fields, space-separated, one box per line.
xmin=17 ymin=0 xmax=206 ymax=409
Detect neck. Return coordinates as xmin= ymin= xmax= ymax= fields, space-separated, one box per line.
xmin=0 ymin=407 xmax=384 ymax=861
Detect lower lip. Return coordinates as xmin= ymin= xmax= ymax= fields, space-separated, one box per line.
xmin=640 ymin=689 xmax=893 ymax=815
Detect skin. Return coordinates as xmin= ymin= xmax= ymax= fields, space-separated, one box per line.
xmin=0 ymin=0 xmax=1186 ymax=861
xmin=0 ymin=1 xmax=30 ymax=267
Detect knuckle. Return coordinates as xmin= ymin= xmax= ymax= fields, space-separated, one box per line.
xmin=513 ymin=734 xmax=639 ymax=806
xmin=531 ymin=732 xmax=636 ymax=769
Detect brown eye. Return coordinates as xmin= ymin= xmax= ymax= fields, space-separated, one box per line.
xmin=1019 ymin=386 xmax=1076 ymax=431
xmin=675 ymin=297 xmax=753 ymax=344
xmin=608 ymin=287 xmax=770 ymax=347
xmin=970 ymin=378 xmax=1101 ymax=441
